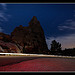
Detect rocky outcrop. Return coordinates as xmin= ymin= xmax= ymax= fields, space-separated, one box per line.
xmin=0 ymin=33 xmax=22 ymax=53
xmin=0 ymin=40 xmax=22 ymax=53
xmin=11 ymin=16 xmax=48 ymax=54
xmin=0 ymin=16 xmax=48 ymax=54
xmin=0 ymin=32 xmax=12 ymax=42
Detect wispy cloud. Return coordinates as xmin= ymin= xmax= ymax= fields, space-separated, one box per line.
xmin=0 ymin=3 xmax=11 ymax=32
xmin=58 ymin=24 xmax=75 ymax=30
xmin=58 ymin=19 xmax=75 ymax=30
xmin=0 ymin=12 xmax=8 ymax=22
xmin=0 ymin=3 xmax=11 ymax=23
xmin=46 ymin=34 xmax=75 ymax=50
xmin=58 ymin=10 xmax=75 ymax=31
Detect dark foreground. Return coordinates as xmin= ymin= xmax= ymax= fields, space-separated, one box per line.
xmin=0 ymin=56 xmax=75 ymax=72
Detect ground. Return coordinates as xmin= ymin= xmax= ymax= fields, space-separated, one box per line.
xmin=0 ymin=56 xmax=75 ymax=72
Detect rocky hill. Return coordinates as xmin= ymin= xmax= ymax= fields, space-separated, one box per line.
xmin=0 ymin=16 xmax=49 ymax=54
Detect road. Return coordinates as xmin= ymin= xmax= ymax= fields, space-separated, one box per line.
xmin=0 ymin=56 xmax=75 ymax=72
xmin=0 ymin=56 xmax=38 ymax=66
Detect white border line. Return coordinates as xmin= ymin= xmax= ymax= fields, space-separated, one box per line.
xmin=0 ymin=3 xmax=75 ymax=4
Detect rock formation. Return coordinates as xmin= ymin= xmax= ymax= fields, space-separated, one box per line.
xmin=11 ymin=16 xmax=48 ymax=54
xmin=0 ymin=16 xmax=49 ymax=54
xmin=0 ymin=33 xmax=22 ymax=53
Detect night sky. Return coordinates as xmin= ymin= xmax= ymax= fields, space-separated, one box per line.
xmin=0 ymin=3 xmax=75 ymax=49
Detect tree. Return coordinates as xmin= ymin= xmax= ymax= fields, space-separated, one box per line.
xmin=50 ymin=40 xmax=61 ymax=54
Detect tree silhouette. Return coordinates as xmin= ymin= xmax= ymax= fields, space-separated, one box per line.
xmin=50 ymin=40 xmax=62 ymax=54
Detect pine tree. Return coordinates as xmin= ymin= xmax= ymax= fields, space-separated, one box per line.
xmin=50 ymin=40 xmax=61 ymax=53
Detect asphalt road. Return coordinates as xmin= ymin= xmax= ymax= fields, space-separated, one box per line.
xmin=0 ymin=56 xmax=38 ymax=66
xmin=0 ymin=56 xmax=75 ymax=72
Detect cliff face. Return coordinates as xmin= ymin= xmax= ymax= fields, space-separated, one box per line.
xmin=0 ymin=33 xmax=22 ymax=53
xmin=11 ymin=16 xmax=48 ymax=54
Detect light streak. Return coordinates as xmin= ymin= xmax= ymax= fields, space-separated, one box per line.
xmin=0 ymin=53 xmax=75 ymax=58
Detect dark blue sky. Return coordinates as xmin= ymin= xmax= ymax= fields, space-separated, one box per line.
xmin=0 ymin=3 xmax=75 ymax=49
